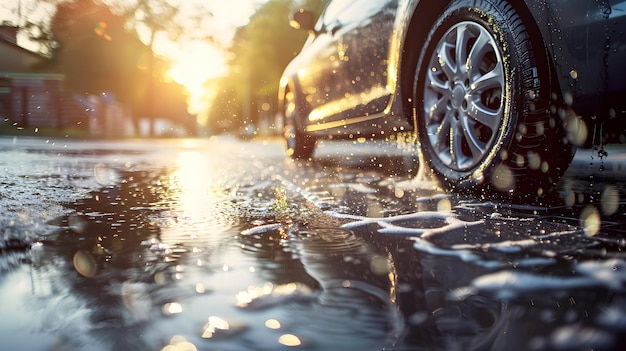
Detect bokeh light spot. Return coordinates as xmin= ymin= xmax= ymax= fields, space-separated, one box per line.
xmin=565 ymin=114 xmax=588 ymax=146
xmin=279 ymin=334 xmax=302 ymax=347
xmin=202 ymin=316 xmax=229 ymax=338
xmin=580 ymin=205 xmax=601 ymax=237
xmin=162 ymin=302 xmax=183 ymax=316
xmin=491 ymin=165 xmax=515 ymax=192
xmin=73 ymin=251 xmax=97 ymax=278
xmin=437 ymin=198 xmax=452 ymax=212
xmin=370 ymin=255 xmax=390 ymax=275
xmin=265 ymin=319 xmax=281 ymax=329
xmin=201 ymin=316 xmax=247 ymax=339
xmin=161 ymin=336 xmax=197 ymax=351
xmin=601 ymin=186 xmax=620 ymax=216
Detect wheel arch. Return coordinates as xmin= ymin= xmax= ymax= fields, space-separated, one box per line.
xmin=510 ymin=1 xmax=562 ymax=98
xmin=399 ymin=1 xmax=450 ymax=126
xmin=277 ymin=76 xmax=291 ymax=119
xmin=278 ymin=76 xmax=307 ymax=130
xmin=399 ymin=0 xmax=559 ymax=127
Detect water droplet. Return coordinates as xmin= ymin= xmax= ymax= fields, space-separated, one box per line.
xmin=569 ymin=70 xmax=578 ymax=80
xmin=94 ymin=164 xmax=120 ymax=185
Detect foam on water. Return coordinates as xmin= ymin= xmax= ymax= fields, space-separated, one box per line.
xmin=300 ymin=174 xmax=626 ymax=314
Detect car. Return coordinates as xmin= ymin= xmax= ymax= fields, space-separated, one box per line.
xmin=278 ymin=0 xmax=626 ymax=199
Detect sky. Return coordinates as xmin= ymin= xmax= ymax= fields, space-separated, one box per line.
xmin=0 ymin=0 xmax=268 ymax=119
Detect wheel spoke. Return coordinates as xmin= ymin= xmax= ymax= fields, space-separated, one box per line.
xmin=426 ymin=96 xmax=449 ymax=122
xmin=467 ymin=30 xmax=492 ymax=76
xmin=461 ymin=117 xmax=487 ymax=161
xmin=426 ymin=68 xmax=451 ymax=96
xmin=467 ymin=99 xmax=501 ymax=130
xmin=450 ymin=119 xmax=465 ymax=168
xmin=431 ymin=110 xmax=453 ymax=156
xmin=470 ymin=60 xmax=504 ymax=93
xmin=437 ymin=42 xmax=457 ymax=81
xmin=455 ymin=24 xmax=471 ymax=77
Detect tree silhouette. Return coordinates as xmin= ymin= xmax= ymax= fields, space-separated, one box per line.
xmin=108 ymin=0 xmax=180 ymax=136
xmin=208 ymin=0 xmax=328 ymax=135
xmin=49 ymin=0 xmax=191 ymax=136
xmin=50 ymin=0 xmax=147 ymax=115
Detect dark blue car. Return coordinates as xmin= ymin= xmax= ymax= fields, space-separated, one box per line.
xmin=278 ymin=0 xmax=626 ymax=198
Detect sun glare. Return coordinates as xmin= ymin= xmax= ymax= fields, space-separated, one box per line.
xmin=162 ymin=41 xmax=226 ymax=122
xmin=167 ymin=41 xmax=227 ymax=93
xmin=156 ymin=0 xmax=267 ymax=120
xmin=1 ymin=0 xmax=267 ymax=123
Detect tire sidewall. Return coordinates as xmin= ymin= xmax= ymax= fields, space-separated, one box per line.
xmin=283 ymin=88 xmax=315 ymax=159
xmin=415 ymin=0 xmax=528 ymax=190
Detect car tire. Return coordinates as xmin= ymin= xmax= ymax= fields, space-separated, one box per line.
xmin=414 ymin=0 xmax=575 ymax=199
xmin=283 ymin=90 xmax=315 ymax=159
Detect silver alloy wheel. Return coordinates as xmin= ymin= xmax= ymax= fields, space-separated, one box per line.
xmin=422 ymin=21 xmax=505 ymax=171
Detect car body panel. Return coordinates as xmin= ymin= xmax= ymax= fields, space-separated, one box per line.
xmin=524 ymin=0 xmax=626 ymax=113
xmin=279 ymin=0 xmax=625 ymax=141
xmin=281 ymin=0 xmax=411 ymax=137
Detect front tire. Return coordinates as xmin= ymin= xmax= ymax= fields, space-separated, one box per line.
xmin=414 ymin=0 xmax=575 ymax=199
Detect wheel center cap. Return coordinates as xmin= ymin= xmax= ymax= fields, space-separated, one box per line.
xmin=451 ymin=84 xmax=466 ymax=109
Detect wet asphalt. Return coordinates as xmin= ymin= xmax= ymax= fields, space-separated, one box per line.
xmin=0 ymin=135 xmax=625 ymax=351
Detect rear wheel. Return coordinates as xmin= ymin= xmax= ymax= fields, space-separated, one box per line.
xmin=414 ymin=0 xmax=575 ymax=199
xmin=283 ymin=90 xmax=315 ymax=159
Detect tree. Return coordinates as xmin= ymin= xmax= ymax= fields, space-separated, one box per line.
xmin=208 ymin=0 xmax=328 ymax=134
xmin=50 ymin=0 xmax=151 ymax=131
xmin=22 ymin=20 xmax=56 ymax=59
xmin=4 ymin=0 xmax=61 ymax=59
xmin=51 ymin=0 xmax=144 ymax=95
xmin=107 ymin=0 xmax=212 ymax=136
xmin=48 ymin=0 xmax=194 ymax=136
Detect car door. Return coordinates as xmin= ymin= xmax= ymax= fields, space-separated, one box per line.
xmin=314 ymin=0 xmax=397 ymax=124
xmin=298 ymin=0 xmax=399 ymax=128
xmin=291 ymin=0 xmax=353 ymax=125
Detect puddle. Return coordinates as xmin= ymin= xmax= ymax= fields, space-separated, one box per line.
xmin=0 ymin=137 xmax=625 ymax=350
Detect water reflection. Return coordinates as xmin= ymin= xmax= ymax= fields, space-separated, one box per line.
xmin=282 ymin=145 xmax=626 ymax=350
xmin=0 ymin=137 xmax=624 ymax=350
xmin=25 ymin=168 xmax=173 ymax=350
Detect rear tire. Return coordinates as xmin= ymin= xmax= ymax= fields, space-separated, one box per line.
xmin=283 ymin=90 xmax=315 ymax=159
xmin=414 ymin=0 xmax=575 ymax=199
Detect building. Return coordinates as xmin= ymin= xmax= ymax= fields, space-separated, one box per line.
xmin=0 ymin=24 xmax=87 ymax=132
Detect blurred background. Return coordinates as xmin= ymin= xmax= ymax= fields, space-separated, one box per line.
xmin=0 ymin=0 xmax=328 ymax=138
